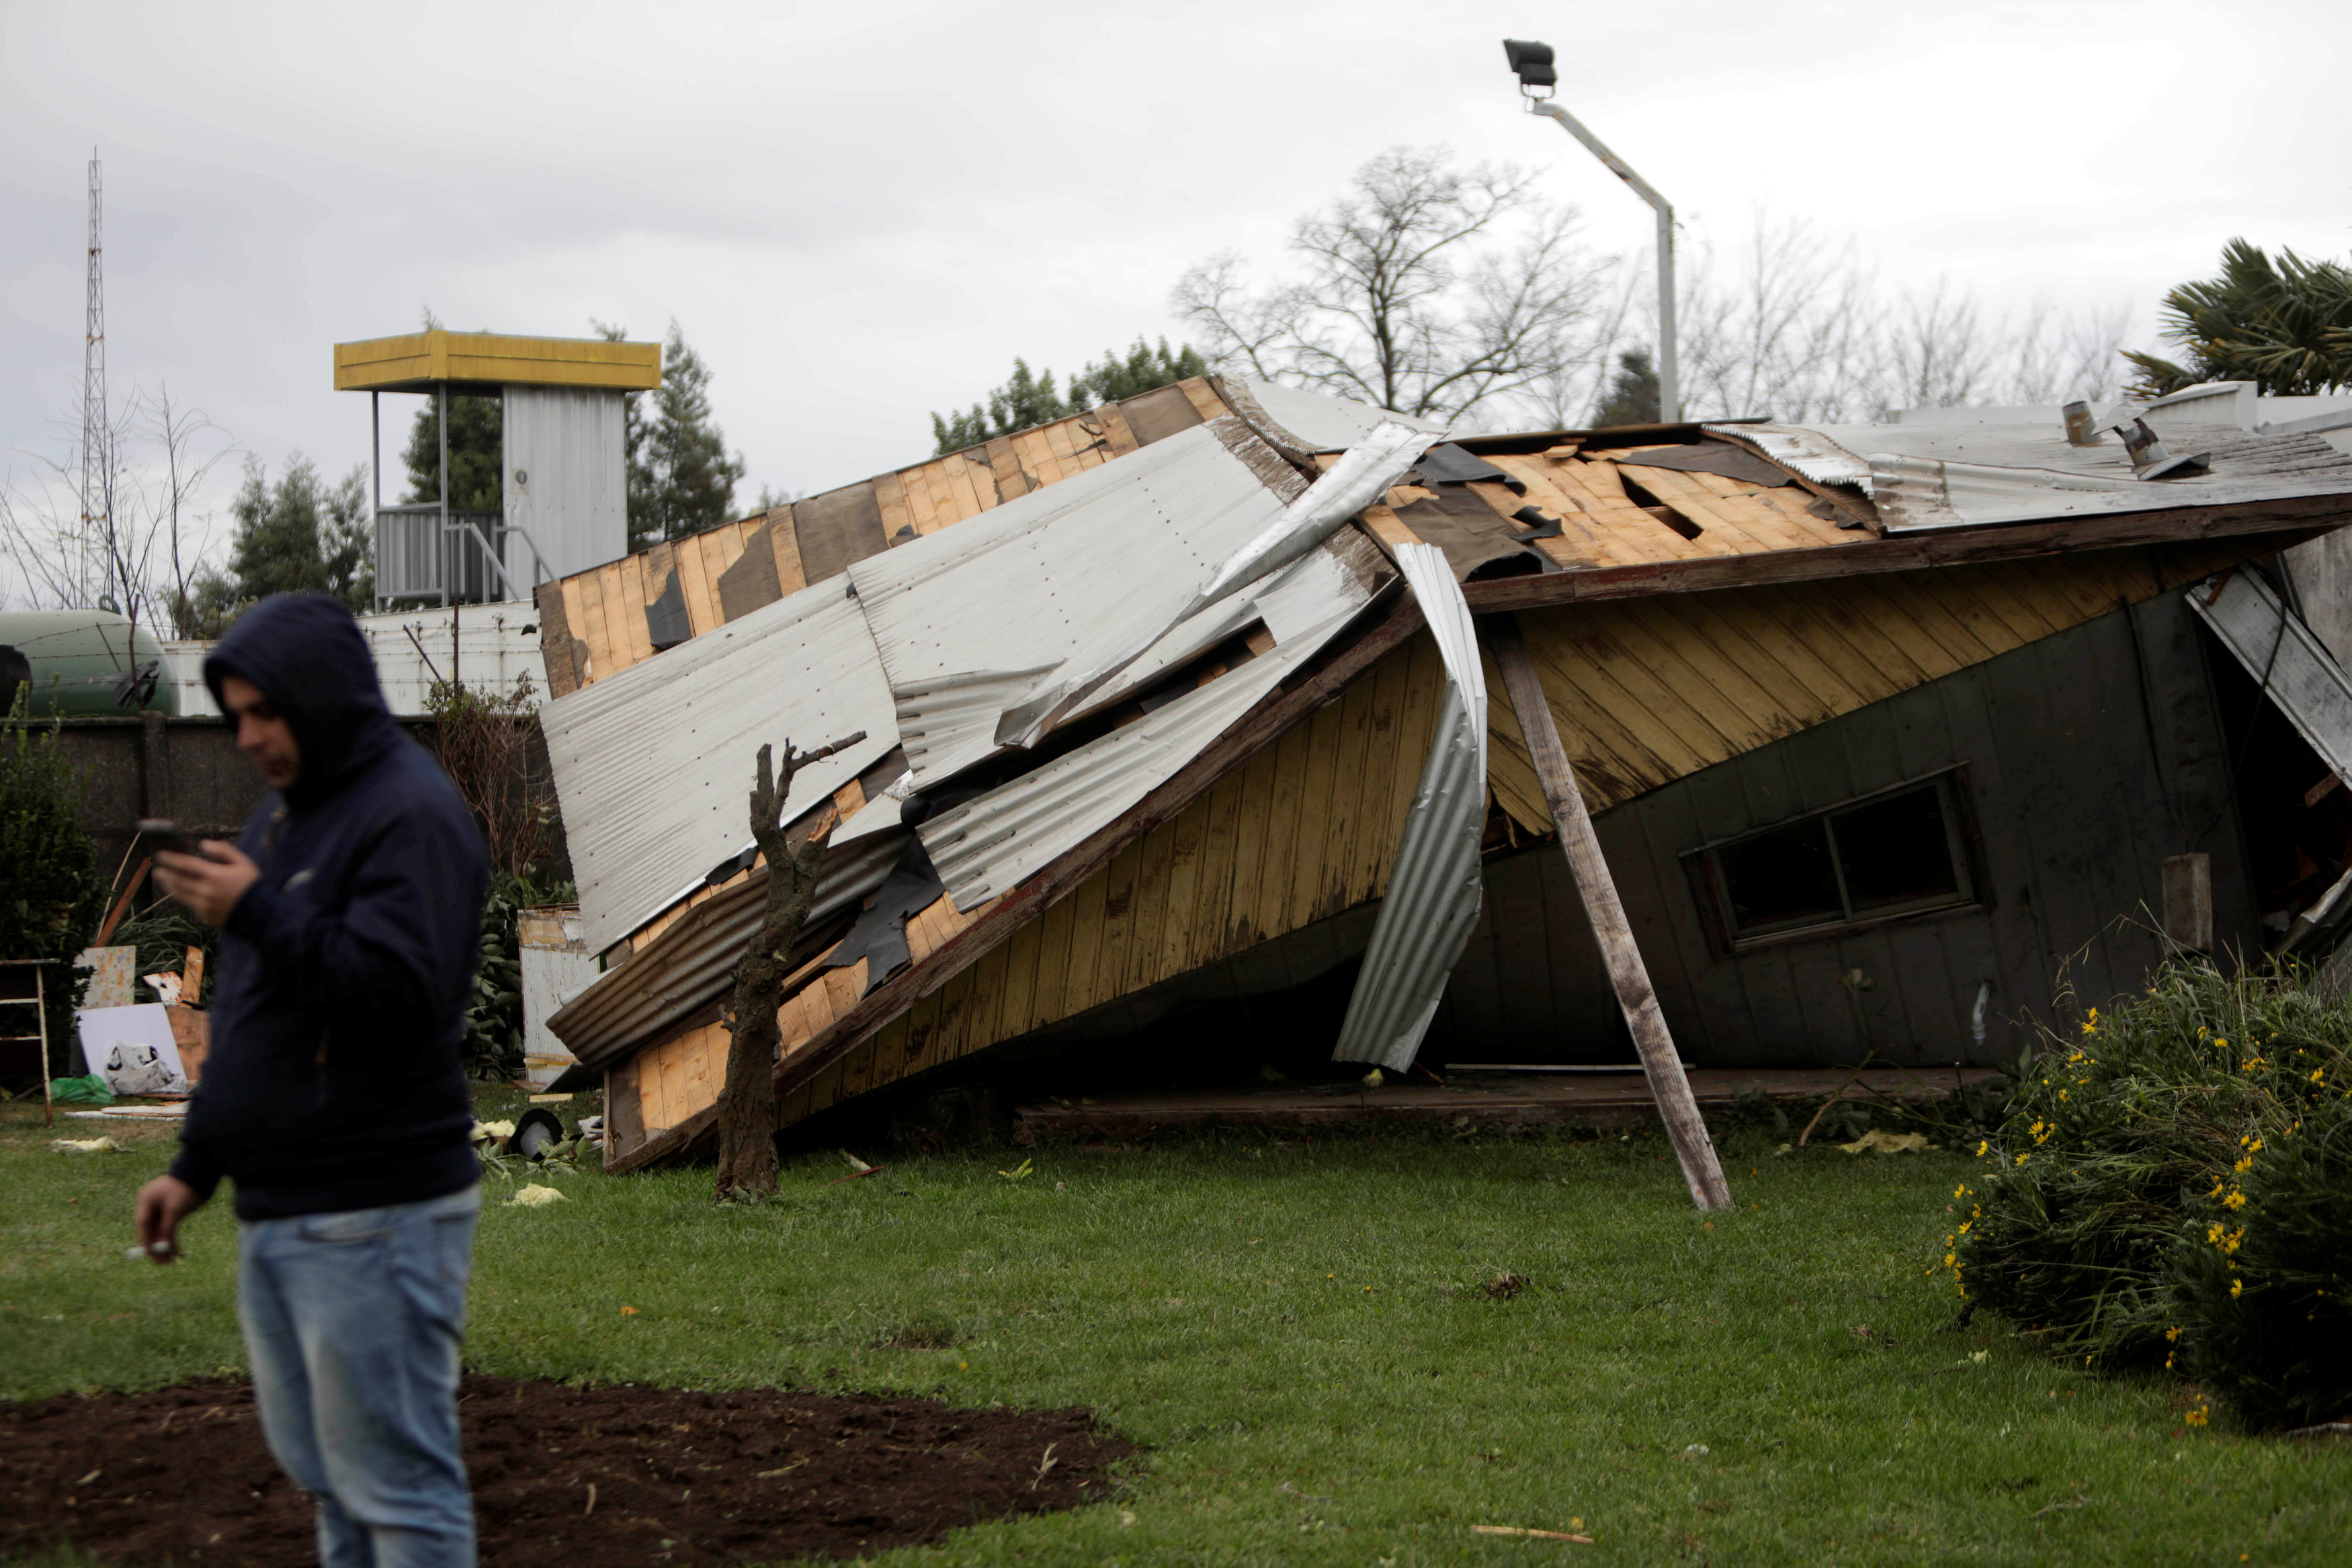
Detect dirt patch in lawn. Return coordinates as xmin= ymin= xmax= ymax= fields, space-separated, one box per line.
xmin=0 ymin=1375 xmax=1135 ymax=1566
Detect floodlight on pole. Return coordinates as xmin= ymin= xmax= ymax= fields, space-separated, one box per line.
xmin=1502 ymin=40 xmax=1677 ymax=425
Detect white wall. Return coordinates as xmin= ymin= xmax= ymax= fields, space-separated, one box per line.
xmin=165 ymin=600 xmax=549 ymax=718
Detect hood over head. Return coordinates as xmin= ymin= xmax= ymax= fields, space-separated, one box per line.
xmin=205 ymin=593 xmax=399 ymax=809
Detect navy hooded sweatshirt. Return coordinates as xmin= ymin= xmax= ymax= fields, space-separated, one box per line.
xmin=168 ymin=594 xmax=488 ymax=1221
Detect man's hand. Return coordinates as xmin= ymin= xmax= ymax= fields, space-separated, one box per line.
xmin=154 ymin=842 xmax=259 ymax=928
xmin=134 ymin=1175 xmax=202 ymax=1264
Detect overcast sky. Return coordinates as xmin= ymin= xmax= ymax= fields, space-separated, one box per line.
xmin=5 ymin=0 xmax=2348 ymax=580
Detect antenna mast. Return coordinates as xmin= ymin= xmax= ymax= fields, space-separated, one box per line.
xmin=80 ymin=148 xmax=108 ymax=608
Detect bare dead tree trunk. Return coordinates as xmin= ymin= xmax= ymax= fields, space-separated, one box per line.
xmin=713 ymin=733 xmax=861 ymax=1200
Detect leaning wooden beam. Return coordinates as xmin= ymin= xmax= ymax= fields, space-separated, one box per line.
xmin=607 ymin=591 xmax=1429 ymax=1174
xmin=1486 ymin=612 xmax=1734 ymax=1213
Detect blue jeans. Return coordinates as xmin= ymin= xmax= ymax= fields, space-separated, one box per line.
xmin=239 ymin=1184 xmax=481 ymax=1568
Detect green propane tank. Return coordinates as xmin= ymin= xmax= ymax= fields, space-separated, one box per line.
xmin=0 ymin=610 xmax=177 ymax=717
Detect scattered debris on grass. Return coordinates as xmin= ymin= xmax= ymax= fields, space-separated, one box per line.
xmin=507 ymin=1184 xmax=566 ymax=1207
xmin=0 ymin=1375 xmax=1134 ymax=1567
xmin=1472 ymin=1524 xmax=1593 ymax=1543
xmin=1483 ymin=1272 xmax=1529 ymax=1301
xmin=1839 ymin=1130 xmax=1932 ymax=1155
xmin=50 ymin=1137 xmax=117 ymax=1154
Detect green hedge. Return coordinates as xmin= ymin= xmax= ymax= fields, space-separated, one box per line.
xmin=1948 ymin=963 xmax=2352 ymax=1428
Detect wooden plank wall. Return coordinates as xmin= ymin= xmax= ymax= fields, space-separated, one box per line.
xmin=618 ymin=631 xmax=1452 ymax=1140
xmin=1480 ymin=546 xmax=2252 ymax=835
xmin=541 ymin=383 xmax=1218 ymax=695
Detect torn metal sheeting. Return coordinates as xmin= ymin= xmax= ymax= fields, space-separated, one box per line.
xmin=2190 ymin=570 xmax=2352 ymax=785
xmin=545 ymin=829 xmax=913 ymax=1072
xmin=918 ymin=609 xmax=1360 ymax=912
xmin=1226 ymin=375 xmax=1452 ymax=454
xmin=1706 ymin=423 xmax=1873 ymax=492
xmin=1180 ymin=421 xmax=1432 ymax=624
xmin=1714 ymin=418 xmax=2352 ymax=532
xmin=847 ymin=422 xmax=1298 ymax=789
xmin=1329 ymin=545 xmax=1488 ymax=1072
xmin=986 ymin=421 xmax=1418 ymax=752
xmin=540 ymin=577 xmax=898 ymax=954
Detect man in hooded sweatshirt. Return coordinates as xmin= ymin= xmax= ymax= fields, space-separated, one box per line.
xmin=135 ymin=592 xmax=490 ymax=1568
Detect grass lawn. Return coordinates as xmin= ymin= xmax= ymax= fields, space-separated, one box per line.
xmin=5 ymin=1090 xmax=2347 ymax=1566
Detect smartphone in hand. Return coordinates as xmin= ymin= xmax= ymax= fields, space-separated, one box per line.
xmin=136 ymin=818 xmax=191 ymax=858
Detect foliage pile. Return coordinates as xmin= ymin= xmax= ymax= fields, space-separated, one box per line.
xmin=1949 ymin=962 xmax=2352 ymax=1428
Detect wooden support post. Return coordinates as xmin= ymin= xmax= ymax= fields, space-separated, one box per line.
xmin=1487 ymin=613 xmax=1732 ymax=1211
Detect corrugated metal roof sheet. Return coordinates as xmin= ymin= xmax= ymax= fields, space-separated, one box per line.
xmin=1802 ymin=421 xmax=2352 ymax=533
xmin=1227 ymin=375 xmax=1452 ymax=453
xmin=917 ymin=606 xmax=1361 ymax=912
xmin=999 ymin=423 xmax=1427 ymax=747
xmin=546 ymin=828 xmax=913 ymax=1071
xmin=542 ymin=577 xmax=898 ymax=953
xmin=847 ymin=420 xmax=1307 ymax=791
xmin=1330 ymin=544 xmax=1488 ymax=1072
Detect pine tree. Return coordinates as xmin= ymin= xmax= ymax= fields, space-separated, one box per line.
xmin=401 ymin=394 xmax=503 ymax=511
xmin=217 ymin=456 xmax=372 ymax=620
xmin=627 ymin=322 xmax=747 ymax=548
xmin=929 ymin=340 xmax=1208 ymax=455
xmin=1592 ymin=349 xmax=1661 ymax=427
xmin=930 ymin=359 xmax=1073 ymax=455
xmin=1071 ymin=337 xmax=1208 ymax=406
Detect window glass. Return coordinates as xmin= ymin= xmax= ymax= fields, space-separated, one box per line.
xmin=1832 ymin=785 xmax=1962 ymax=912
xmin=1716 ymin=815 xmax=1843 ymax=935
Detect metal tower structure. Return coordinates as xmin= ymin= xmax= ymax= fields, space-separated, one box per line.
xmin=79 ymin=148 xmax=107 ymax=607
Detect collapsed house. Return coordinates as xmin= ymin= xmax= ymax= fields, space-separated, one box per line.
xmin=528 ymin=374 xmax=2352 ymax=1172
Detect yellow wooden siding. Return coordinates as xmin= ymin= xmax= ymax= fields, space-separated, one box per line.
xmin=1480 ymin=544 xmax=2250 ymax=834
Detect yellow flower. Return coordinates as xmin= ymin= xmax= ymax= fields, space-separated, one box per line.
xmin=2209 ymin=1178 xmax=2226 ymax=1198
xmin=2166 ymin=1325 xmax=2183 ymax=1342
xmin=2223 ymin=1190 xmax=2247 ymax=1211
xmin=2235 ymin=1156 xmax=2253 ymax=1174
xmin=2059 ymin=1090 xmax=2070 ymax=1101
xmin=2185 ymin=1404 xmax=2210 ymax=1427
xmin=1958 ymin=1221 xmax=1972 ymax=1235
xmin=2314 ymin=1069 xmax=2327 ymax=1084
xmin=1976 ymin=1140 xmax=1990 ymax=1157
xmin=1945 ymin=1252 xmax=1958 ymax=1268
xmin=2230 ymin=1278 xmax=2244 ymax=1299
xmin=2016 ymin=1153 xmax=2031 ymax=1166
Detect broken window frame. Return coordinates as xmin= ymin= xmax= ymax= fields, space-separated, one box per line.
xmin=1683 ymin=767 xmax=1986 ymax=955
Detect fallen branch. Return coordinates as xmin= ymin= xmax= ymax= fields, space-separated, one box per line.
xmin=1796 ymin=1051 xmax=1879 ymax=1147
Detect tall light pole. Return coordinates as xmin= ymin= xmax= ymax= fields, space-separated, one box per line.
xmin=1503 ymin=40 xmax=1677 ymax=425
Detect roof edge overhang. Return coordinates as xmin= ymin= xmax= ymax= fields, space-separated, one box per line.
xmin=1459 ymin=496 xmax=2351 ymax=615
xmin=334 ymin=329 xmax=662 ymax=393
